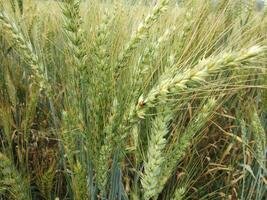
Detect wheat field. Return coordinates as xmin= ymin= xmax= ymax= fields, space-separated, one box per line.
xmin=0 ymin=0 xmax=266 ymax=200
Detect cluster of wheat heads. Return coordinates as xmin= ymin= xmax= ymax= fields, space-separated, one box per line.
xmin=0 ymin=0 xmax=266 ymax=199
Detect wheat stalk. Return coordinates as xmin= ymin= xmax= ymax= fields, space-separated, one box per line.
xmin=92 ymin=9 xmax=114 ymax=117
xmin=89 ymin=11 xmax=115 ymax=192
xmin=72 ymin=161 xmax=89 ymax=200
xmin=120 ymin=46 xmax=265 ymax=143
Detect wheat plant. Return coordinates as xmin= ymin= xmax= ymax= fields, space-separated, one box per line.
xmin=0 ymin=0 xmax=266 ymax=200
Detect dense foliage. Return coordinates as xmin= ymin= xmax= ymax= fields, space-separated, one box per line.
xmin=0 ymin=0 xmax=266 ymax=199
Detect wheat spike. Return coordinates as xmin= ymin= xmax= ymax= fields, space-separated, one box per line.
xmin=0 ymin=153 xmax=31 ymax=200
xmin=171 ymin=187 xmax=185 ymax=200
xmin=158 ymin=98 xmax=217 ymax=194
xmin=0 ymin=8 xmax=51 ymax=95
xmin=134 ymin=46 xmax=266 ymax=119
xmin=114 ymin=0 xmax=170 ymax=79
xmin=142 ymin=108 xmax=171 ymax=200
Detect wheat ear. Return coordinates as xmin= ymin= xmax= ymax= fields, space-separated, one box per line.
xmin=134 ymin=27 xmax=176 ymax=89
xmin=0 ymin=153 xmax=31 ymax=200
xmin=0 ymin=9 xmax=50 ymax=94
xmin=114 ymin=0 xmax=170 ymax=79
xmin=135 ymin=46 xmax=265 ymax=118
xmin=158 ymin=98 xmax=217 ymax=194
xmin=141 ymin=108 xmax=172 ymax=200
xmin=249 ymin=105 xmax=266 ymax=165
xmin=62 ymin=0 xmax=87 ymax=76
xmin=95 ymin=99 xmax=119 ymax=196
xmin=171 ymin=187 xmax=186 ymax=200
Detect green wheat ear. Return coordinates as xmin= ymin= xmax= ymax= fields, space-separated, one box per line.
xmin=158 ymin=98 xmax=217 ymax=194
xmin=134 ymin=46 xmax=266 ymax=119
xmin=171 ymin=187 xmax=185 ymax=200
xmin=0 ymin=8 xmax=51 ymax=95
xmin=0 ymin=153 xmax=31 ymax=200
xmin=141 ymin=108 xmax=172 ymax=200
xmin=35 ymin=165 xmax=56 ymax=200
xmin=114 ymin=0 xmax=170 ymax=79
xmin=17 ymin=0 xmax=23 ymax=14
xmin=62 ymin=0 xmax=87 ymax=76
xmin=249 ymin=105 xmax=266 ymax=165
